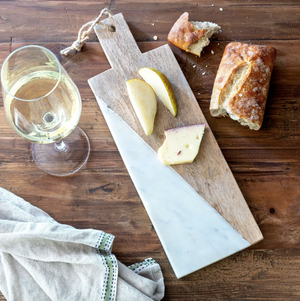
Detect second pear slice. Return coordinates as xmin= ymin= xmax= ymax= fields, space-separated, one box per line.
xmin=139 ymin=68 xmax=178 ymax=117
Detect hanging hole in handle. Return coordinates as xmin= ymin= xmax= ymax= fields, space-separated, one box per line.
xmin=108 ymin=25 xmax=116 ymax=32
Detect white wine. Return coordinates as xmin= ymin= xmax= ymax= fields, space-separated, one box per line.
xmin=4 ymin=70 xmax=82 ymax=144
xmin=1 ymin=45 xmax=90 ymax=176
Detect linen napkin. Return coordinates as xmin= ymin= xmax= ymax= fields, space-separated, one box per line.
xmin=0 ymin=187 xmax=164 ymax=301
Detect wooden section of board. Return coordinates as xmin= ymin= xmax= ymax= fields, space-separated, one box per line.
xmin=88 ymin=13 xmax=263 ymax=245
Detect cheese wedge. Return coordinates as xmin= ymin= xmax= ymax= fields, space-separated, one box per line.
xmin=158 ymin=124 xmax=205 ymax=165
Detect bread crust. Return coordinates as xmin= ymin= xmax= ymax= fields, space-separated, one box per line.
xmin=167 ymin=12 xmax=206 ymax=52
xmin=210 ymin=42 xmax=276 ymax=130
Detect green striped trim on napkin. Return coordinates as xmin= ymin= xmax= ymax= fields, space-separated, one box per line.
xmin=96 ymin=232 xmax=118 ymax=301
xmin=128 ymin=258 xmax=158 ymax=274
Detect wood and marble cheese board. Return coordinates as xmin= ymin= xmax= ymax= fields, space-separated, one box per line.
xmin=88 ymin=13 xmax=263 ymax=278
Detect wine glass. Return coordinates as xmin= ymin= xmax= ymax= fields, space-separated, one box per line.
xmin=1 ymin=45 xmax=90 ymax=176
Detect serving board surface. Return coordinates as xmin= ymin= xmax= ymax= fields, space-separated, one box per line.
xmin=88 ymin=12 xmax=263 ymax=272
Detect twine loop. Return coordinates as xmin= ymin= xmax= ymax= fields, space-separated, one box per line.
xmin=60 ymin=8 xmax=114 ymax=56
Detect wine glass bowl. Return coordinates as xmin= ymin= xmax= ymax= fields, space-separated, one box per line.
xmin=1 ymin=45 xmax=90 ymax=176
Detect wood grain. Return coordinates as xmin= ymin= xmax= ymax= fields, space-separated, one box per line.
xmin=1 ymin=0 xmax=300 ymax=300
xmin=88 ymin=13 xmax=262 ymax=245
xmin=1 ymin=1 xmax=300 ymax=44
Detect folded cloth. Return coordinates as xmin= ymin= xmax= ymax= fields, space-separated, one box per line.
xmin=0 ymin=187 xmax=164 ymax=301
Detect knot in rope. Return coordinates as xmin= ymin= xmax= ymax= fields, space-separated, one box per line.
xmin=60 ymin=8 xmax=114 ymax=56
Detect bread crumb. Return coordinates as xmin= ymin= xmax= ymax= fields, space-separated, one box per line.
xmin=152 ymin=23 xmax=155 ymax=26
xmin=153 ymin=36 xmax=158 ymax=40
xmin=220 ymin=8 xmax=223 ymax=11
xmin=202 ymin=72 xmax=206 ymax=75
xmin=193 ymin=65 xmax=196 ymax=68
xmin=198 ymin=92 xmax=201 ymax=95
xmin=211 ymin=50 xmax=214 ymax=54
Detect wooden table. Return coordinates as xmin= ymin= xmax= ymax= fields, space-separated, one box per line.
xmin=0 ymin=1 xmax=299 ymax=300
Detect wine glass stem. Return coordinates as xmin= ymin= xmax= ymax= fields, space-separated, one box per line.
xmin=54 ymin=140 xmax=68 ymax=152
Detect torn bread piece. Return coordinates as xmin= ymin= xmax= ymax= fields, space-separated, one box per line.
xmin=167 ymin=12 xmax=220 ymax=57
xmin=210 ymin=42 xmax=276 ymax=130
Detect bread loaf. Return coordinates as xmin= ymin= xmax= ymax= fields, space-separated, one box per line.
xmin=210 ymin=42 xmax=276 ymax=130
xmin=167 ymin=12 xmax=220 ymax=57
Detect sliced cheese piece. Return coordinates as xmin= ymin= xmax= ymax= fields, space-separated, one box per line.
xmin=126 ymin=79 xmax=157 ymax=135
xmin=158 ymin=124 xmax=205 ymax=165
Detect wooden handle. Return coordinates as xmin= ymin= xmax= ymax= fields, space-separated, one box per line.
xmin=94 ymin=13 xmax=141 ymax=69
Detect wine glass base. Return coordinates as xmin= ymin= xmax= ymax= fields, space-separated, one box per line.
xmin=32 ymin=127 xmax=90 ymax=177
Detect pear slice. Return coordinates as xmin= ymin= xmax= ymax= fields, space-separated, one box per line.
xmin=126 ymin=79 xmax=157 ymax=135
xmin=158 ymin=124 xmax=205 ymax=165
xmin=138 ymin=67 xmax=178 ymax=117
